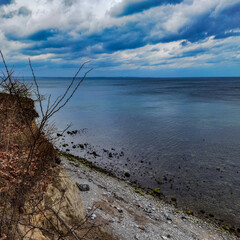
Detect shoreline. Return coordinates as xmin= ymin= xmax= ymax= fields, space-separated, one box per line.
xmin=60 ymin=153 xmax=239 ymax=239
xmin=58 ymin=130 xmax=240 ymax=232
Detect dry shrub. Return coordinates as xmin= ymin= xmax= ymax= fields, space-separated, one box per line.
xmin=0 ymin=51 xmax=93 ymax=239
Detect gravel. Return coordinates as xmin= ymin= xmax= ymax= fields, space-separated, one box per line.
xmin=61 ymin=157 xmax=238 ymax=240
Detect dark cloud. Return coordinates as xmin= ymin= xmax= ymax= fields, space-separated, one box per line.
xmin=0 ymin=0 xmax=13 ymax=6
xmin=110 ymin=0 xmax=183 ymax=17
xmin=28 ymin=29 xmax=59 ymax=41
xmin=170 ymin=48 xmax=207 ymax=60
xmin=100 ymin=2 xmax=240 ymax=54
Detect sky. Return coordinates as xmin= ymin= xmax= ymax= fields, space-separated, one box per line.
xmin=0 ymin=0 xmax=240 ymax=77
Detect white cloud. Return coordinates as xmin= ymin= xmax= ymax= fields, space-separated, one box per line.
xmin=87 ymin=35 xmax=240 ymax=70
xmin=0 ymin=0 xmax=239 ymax=74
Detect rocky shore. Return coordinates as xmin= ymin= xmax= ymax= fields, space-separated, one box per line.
xmin=61 ymin=156 xmax=239 ymax=240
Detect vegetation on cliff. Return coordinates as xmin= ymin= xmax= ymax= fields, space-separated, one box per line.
xmin=0 ymin=52 xmax=97 ymax=239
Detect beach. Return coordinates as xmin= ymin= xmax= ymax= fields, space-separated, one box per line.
xmin=61 ymin=155 xmax=239 ymax=240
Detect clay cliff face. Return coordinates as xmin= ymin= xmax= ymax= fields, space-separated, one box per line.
xmin=0 ymin=93 xmax=85 ymax=239
xmin=19 ymin=167 xmax=86 ymax=240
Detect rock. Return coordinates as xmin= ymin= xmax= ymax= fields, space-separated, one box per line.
xmin=162 ymin=236 xmax=168 ymax=240
xmin=90 ymin=213 xmax=97 ymax=220
xmin=135 ymin=234 xmax=140 ymax=240
xmin=124 ymin=172 xmax=130 ymax=177
xmin=42 ymin=167 xmax=85 ymax=232
xmin=76 ymin=183 xmax=90 ymax=191
xmin=164 ymin=214 xmax=172 ymax=221
xmin=171 ymin=197 xmax=177 ymax=202
xmin=79 ymin=144 xmax=84 ymax=149
xmin=109 ymin=152 xmax=113 ymax=158
xmin=138 ymin=225 xmax=146 ymax=231
xmin=153 ymin=188 xmax=161 ymax=194
xmin=91 ymin=151 xmax=100 ymax=157
xmin=117 ymin=208 xmax=123 ymax=213
xmin=145 ymin=229 xmax=150 ymax=233
xmin=55 ymin=156 xmax=61 ymax=165
xmin=18 ymin=226 xmax=47 ymax=240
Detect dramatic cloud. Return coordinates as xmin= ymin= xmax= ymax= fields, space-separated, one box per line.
xmin=109 ymin=0 xmax=184 ymax=17
xmin=0 ymin=0 xmax=240 ymax=76
xmin=0 ymin=0 xmax=13 ymax=6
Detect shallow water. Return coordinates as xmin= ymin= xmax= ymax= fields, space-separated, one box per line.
xmin=32 ymin=77 xmax=240 ymax=228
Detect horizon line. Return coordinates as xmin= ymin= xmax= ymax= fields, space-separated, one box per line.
xmin=20 ymin=76 xmax=240 ymax=79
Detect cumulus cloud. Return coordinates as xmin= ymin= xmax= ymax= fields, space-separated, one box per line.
xmin=0 ymin=0 xmax=239 ymax=76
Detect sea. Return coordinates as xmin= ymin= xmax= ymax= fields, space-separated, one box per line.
xmin=32 ymin=77 xmax=240 ymax=229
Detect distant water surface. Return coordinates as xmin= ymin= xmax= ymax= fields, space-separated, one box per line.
xmin=33 ymin=77 xmax=240 ymax=228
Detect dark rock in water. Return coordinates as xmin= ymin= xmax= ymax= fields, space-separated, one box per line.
xmin=171 ymin=197 xmax=176 ymax=202
xmin=153 ymin=188 xmax=161 ymax=194
xmin=109 ymin=152 xmax=113 ymax=158
xmin=92 ymin=151 xmax=100 ymax=157
xmin=79 ymin=144 xmax=84 ymax=149
xmin=76 ymin=183 xmax=90 ymax=192
xmin=125 ymin=172 xmax=130 ymax=177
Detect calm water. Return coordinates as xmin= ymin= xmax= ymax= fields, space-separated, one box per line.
xmin=34 ymin=77 xmax=240 ymax=228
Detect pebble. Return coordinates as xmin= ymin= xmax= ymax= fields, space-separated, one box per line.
xmin=90 ymin=213 xmax=97 ymax=220
xmin=138 ymin=225 xmax=146 ymax=231
xmin=63 ymin=157 xmax=233 ymax=240
xmin=164 ymin=214 xmax=173 ymax=221
xmin=117 ymin=207 xmax=123 ymax=213
xmin=135 ymin=234 xmax=140 ymax=240
xmin=76 ymin=183 xmax=90 ymax=191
